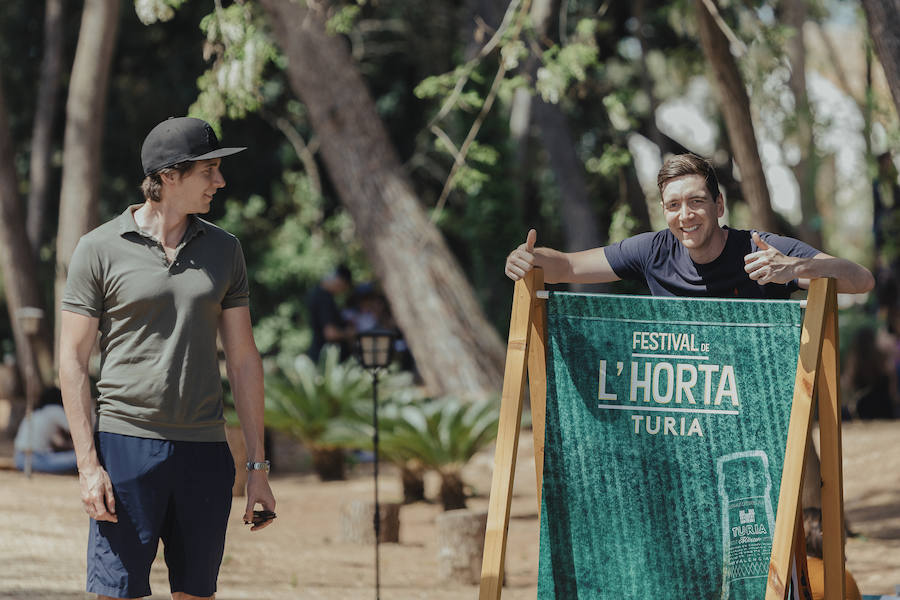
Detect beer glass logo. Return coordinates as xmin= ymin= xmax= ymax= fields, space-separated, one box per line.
xmin=716 ymin=450 xmax=775 ymax=599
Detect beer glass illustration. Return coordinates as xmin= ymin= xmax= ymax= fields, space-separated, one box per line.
xmin=716 ymin=450 xmax=776 ymax=599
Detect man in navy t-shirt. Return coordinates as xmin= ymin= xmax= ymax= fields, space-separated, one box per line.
xmin=505 ymin=153 xmax=874 ymax=298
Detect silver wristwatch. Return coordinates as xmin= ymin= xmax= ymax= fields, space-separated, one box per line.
xmin=246 ymin=460 xmax=271 ymax=473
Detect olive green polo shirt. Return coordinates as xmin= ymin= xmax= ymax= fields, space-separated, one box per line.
xmin=61 ymin=205 xmax=250 ymax=442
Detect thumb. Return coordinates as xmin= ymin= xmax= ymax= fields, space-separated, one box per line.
xmin=525 ymin=229 xmax=537 ymax=253
xmin=752 ymin=231 xmax=770 ymax=250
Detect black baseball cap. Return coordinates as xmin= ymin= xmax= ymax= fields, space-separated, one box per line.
xmin=141 ymin=117 xmax=246 ymax=176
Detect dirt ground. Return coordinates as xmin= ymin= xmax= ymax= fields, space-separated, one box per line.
xmin=1 ymin=420 xmax=898 ymax=600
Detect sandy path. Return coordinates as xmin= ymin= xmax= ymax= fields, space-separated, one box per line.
xmin=1 ymin=420 xmax=897 ymax=599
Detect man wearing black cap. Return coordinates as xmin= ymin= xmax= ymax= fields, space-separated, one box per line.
xmin=59 ymin=117 xmax=275 ymax=600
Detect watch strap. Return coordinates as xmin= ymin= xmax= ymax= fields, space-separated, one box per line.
xmin=246 ymin=460 xmax=271 ymax=473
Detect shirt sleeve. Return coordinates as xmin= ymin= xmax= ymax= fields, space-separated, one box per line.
xmin=757 ymin=231 xmax=820 ymax=259
xmin=222 ymin=237 xmax=250 ymax=310
xmin=604 ymin=232 xmax=659 ymax=280
xmin=60 ymin=237 xmax=104 ymax=318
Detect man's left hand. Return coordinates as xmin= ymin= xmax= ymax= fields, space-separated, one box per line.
xmin=244 ymin=471 xmax=276 ymax=531
xmin=744 ymin=232 xmax=798 ymax=285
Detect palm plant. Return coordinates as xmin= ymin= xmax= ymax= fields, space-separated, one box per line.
xmin=380 ymin=396 xmax=500 ymax=510
xmin=264 ymin=345 xmax=371 ymax=480
xmin=372 ymin=386 xmax=429 ymax=503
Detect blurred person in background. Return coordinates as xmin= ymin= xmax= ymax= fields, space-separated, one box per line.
xmin=306 ymin=265 xmax=355 ymax=362
xmin=14 ymin=386 xmax=77 ymax=474
xmin=843 ymin=326 xmax=899 ymax=419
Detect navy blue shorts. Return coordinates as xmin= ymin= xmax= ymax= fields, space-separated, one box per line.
xmin=87 ymin=432 xmax=235 ymax=598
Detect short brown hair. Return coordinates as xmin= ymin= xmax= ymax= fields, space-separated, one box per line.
xmin=140 ymin=161 xmax=195 ymax=202
xmin=657 ymin=153 xmax=720 ymax=200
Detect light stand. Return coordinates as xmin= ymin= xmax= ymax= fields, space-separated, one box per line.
xmin=356 ymin=329 xmax=396 ymax=600
xmin=16 ymin=307 xmax=44 ymax=479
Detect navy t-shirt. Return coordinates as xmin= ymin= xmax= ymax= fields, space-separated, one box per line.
xmin=604 ymin=227 xmax=820 ymax=299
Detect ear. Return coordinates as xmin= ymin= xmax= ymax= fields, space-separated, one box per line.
xmin=715 ymin=193 xmax=725 ymax=218
xmin=160 ymin=170 xmax=179 ymax=185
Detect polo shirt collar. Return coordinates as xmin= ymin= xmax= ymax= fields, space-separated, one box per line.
xmin=117 ymin=204 xmax=208 ymax=244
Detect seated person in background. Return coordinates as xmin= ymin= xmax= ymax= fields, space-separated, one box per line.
xmin=842 ymin=326 xmax=899 ymax=419
xmin=307 ymin=265 xmax=356 ymax=362
xmin=803 ymin=507 xmax=862 ymax=600
xmin=14 ymin=386 xmax=78 ymax=474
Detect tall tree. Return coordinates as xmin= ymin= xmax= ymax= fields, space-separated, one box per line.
xmin=784 ymin=0 xmax=824 ymax=250
xmin=0 ymin=78 xmax=53 ymax=388
xmin=258 ymin=0 xmax=505 ymax=398
xmin=860 ymin=0 xmax=900 ymax=117
xmin=694 ymin=0 xmax=777 ymax=232
xmin=509 ymin=0 xmax=606 ymax=262
xmin=54 ymin=0 xmax=120 ymax=353
xmin=27 ymin=0 xmax=65 ymax=256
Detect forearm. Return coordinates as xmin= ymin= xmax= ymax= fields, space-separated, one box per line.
xmin=795 ymin=256 xmax=875 ymax=294
xmin=228 ymin=353 xmax=266 ymax=463
xmin=59 ymin=355 xmax=99 ymax=471
xmin=535 ymin=246 xmax=620 ymax=284
xmin=532 ymin=247 xmax=575 ymax=283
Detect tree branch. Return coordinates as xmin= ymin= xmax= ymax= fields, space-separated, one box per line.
xmin=698 ymin=0 xmax=747 ymax=57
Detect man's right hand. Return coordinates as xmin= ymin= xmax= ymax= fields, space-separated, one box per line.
xmin=78 ymin=465 xmax=118 ymax=523
xmin=505 ymin=229 xmax=538 ymax=281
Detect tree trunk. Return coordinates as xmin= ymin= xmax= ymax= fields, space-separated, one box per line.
xmin=435 ymin=508 xmax=488 ymax=584
xmin=694 ymin=0 xmax=778 ymax=233
xmin=517 ymin=0 xmax=604 ymax=252
xmin=401 ymin=461 xmax=426 ymax=504
xmin=311 ymin=446 xmax=346 ymax=481
xmin=258 ymin=0 xmax=505 ymax=398
xmin=508 ymin=0 xmax=608 ymax=293
xmin=634 ymin=0 xmax=664 ymax=153
xmin=54 ymin=0 xmax=119 ymax=360
xmin=532 ymin=99 xmax=605 ymax=255
xmin=860 ymin=0 xmax=900 ymax=118
xmin=339 ymin=500 xmax=401 ymax=544
xmin=27 ymin=0 xmax=65 ymax=256
xmin=439 ymin=470 xmax=467 ymax=510
xmin=623 ymin=161 xmax=652 ymax=233
xmin=783 ymin=0 xmax=824 ymax=250
xmin=0 ymin=78 xmax=53 ymax=390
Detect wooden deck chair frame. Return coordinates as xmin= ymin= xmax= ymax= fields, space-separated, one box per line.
xmin=478 ymin=270 xmax=846 ymax=600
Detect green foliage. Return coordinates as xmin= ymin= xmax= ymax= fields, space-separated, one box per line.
xmin=134 ymin=0 xmax=189 ymax=25
xmin=536 ymin=20 xmax=600 ymax=104
xmin=1 ymin=0 xmax=884 ymax=393
xmin=191 ymin=3 xmax=282 ymax=126
xmin=585 ymin=144 xmax=631 ymax=178
xmin=379 ymin=396 xmax=499 ymax=474
xmin=215 ymin=169 xmax=367 ymax=356
xmin=326 ymin=4 xmax=363 ymax=35
xmin=263 ymin=346 xmax=371 ymax=449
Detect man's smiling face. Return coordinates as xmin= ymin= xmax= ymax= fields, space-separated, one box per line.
xmin=661 ymin=173 xmax=726 ymax=263
xmin=169 ymin=158 xmax=226 ymax=214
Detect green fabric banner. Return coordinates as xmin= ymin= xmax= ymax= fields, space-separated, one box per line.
xmin=538 ymin=292 xmax=804 ymax=599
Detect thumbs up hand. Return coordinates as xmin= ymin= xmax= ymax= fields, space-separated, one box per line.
xmin=744 ymin=231 xmax=797 ymax=285
xmin=505 ymin=229 xmax=538 ymax=281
